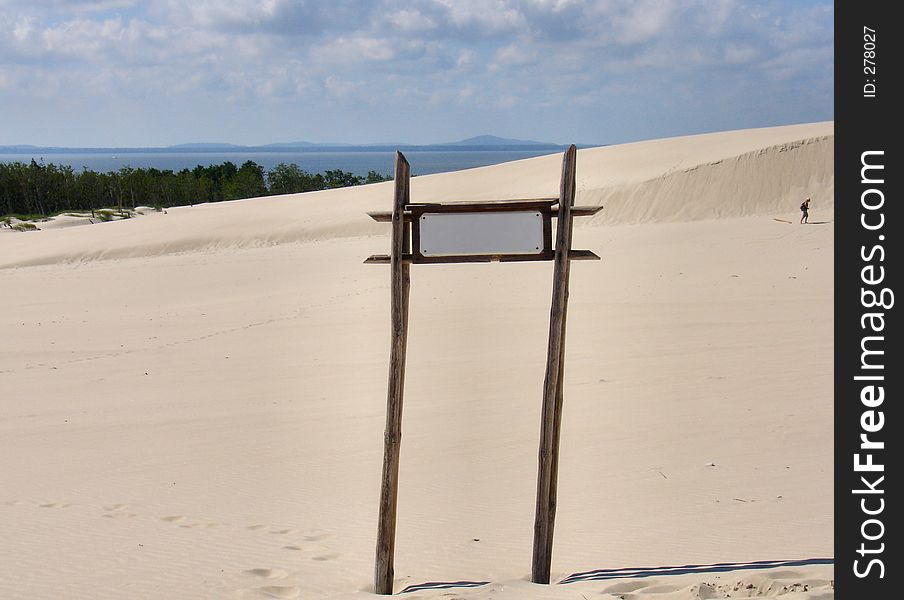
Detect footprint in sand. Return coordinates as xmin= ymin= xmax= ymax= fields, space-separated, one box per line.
xmin=243 ymin=568 xmax=288 ymax=580
xmin=303 ymin=533 xmax=333 ymax=542
xmin=311 ymin=552 xmax=341 ymax=562
xmin=258 ymin=585 xmax=300 ymax=599
xmin=102 ymin=504 xmax=137 ymax=519
xmin=283 ymin=542 xmax=329 ymax=554
xmin=39 ymin=502 xmax=72 ymax=509
xmin=246 ymin=524 xmax=268 ymax=531
xmin=269 ymin=528 xmax=298 ymax=535
xmin=162 ymin=516 xmax=217 ymax=528
xmin=161 ymin=515 xmax=187 ymax=523
xmin=179 ymin=522 xmax=218 ymax=529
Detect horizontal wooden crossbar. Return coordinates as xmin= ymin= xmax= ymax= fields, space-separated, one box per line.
xmin=565 ymin=205 xmax=604 ymax=217
xmin=415 ymin=197 xmax=559 ymax=206
xmin=364 ymin=249 xmax=600 ymax=264
xmin=368 ymin=211 xmax=411 ymax=222
xmin=367 ymin=204 xmax=602 ymax=222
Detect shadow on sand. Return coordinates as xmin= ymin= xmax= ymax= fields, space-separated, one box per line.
xmin=558 ymin=557 xmax=835 ymax=584
xmin=400 ymin=557 xmax=834 ymax=592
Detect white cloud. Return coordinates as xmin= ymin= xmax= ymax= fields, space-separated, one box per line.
xmin=0 ymin=0 xmax=833 ymax=146
xmin=523 ymin=0 xmax=582 ymax=10
xmin=309 ymin=35 xmax=396 ymax=66
xmin=606 ymin=0 xmax=680 ymax=45
xmin=12 ymin=17 xmax=35 ymax=41
xmin=324 ymin=75 xmax=357 ymax=98
xmin=497 ymin=94 xmax=516 ymax=108
xmin=152 ymin=0 xmax=374 ymax=36
xmin=387 ymin=8 xmax=436 ymax=32
xmin=491 ymin=42 xmax=536 ymax=68
xmin=456 ymin=48 xmax=476 ymax=68
xmin=758 ymin=45 xmax=833 ymax=83
xmin=24 ymin=0 xmax=139 ymax=10
xmin=723 ymin=43 xmax=758 ymax=65
xmin=431 ymin=0 xmax=526 ymax=34
xmin=428 ymin=89 xmax=449 ymax=105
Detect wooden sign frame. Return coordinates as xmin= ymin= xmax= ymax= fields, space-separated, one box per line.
xmin=366 ymin=146 xmax=601 ymax=594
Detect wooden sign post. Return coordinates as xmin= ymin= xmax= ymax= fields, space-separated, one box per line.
xmin=532 ymin=145 xmax=577 ymax=585
xmin=373 ymin=153 xmax=411 ymax=596
xmin=367 ymin=146 xmax=600 ymax=594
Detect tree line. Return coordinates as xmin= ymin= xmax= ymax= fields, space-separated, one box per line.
xmin=0 ymin=159 xmax=392 ymax=218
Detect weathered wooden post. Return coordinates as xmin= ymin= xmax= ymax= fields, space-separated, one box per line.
xmin=374 ymin=152 xmax=411 ymax=595
xmin=367 ymin=145 xmax=597 ymax=593
xmin=532 ymin=145 xmax=577 ymax=584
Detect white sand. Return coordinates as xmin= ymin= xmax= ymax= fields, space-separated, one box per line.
xmin=0 ymin=122 xmax=834 ymax=599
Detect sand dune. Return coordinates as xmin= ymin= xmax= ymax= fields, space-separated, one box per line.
xmin=0 ymin=122 xmax=833 ymax=599
xmin=0 ymin=121 xmax=832 ymax=269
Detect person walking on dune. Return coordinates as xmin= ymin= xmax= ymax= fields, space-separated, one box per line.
xmin=800 ymin=197 xmax=811 ymax=224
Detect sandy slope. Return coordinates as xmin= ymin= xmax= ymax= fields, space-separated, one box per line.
xmin=0 ymin=121 xmax=831 ymax=268
xmin=0 ymin=122 xmax=833 ymax=599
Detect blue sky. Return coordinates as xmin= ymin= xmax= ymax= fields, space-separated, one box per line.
xmin=0 ymin=0 xmax=833 ymax=147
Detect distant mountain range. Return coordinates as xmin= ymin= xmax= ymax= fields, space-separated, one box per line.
xmin=167 ymin=142 xmax=248 ymax=149
xmin=165 ymin=135 xmax=557 ymax=151
xmin=0 ymin=135 xmax=574 ymax=154
xmin=441 ymin=135 xmax=548 ymax=146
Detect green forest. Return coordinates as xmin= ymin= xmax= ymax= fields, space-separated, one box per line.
xmin=0 ymin=159 xmax=391 ymax=219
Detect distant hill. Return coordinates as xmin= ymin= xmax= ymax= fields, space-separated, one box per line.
xmin=167 ymin=142 xmax=246 ymax=150
xmin=442 ymin=135 xmax=552 ymax=147
xmin=0 ymin=144 xmax=41 ymax=151
xmin=263 ymin=141 xmax=352 ymax=148
xmin=1 ymin=135 xmax=570 ymax=154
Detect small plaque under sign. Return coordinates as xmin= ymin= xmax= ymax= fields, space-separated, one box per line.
xmin=419 ymin=211 xmax=544 ymax=257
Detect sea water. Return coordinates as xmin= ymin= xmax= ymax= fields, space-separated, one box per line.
xmin=0 ymin=149 xmax=558 ymax=177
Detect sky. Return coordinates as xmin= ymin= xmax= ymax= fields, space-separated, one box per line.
xmin=0 ymin=0 xmax=833 ymax=147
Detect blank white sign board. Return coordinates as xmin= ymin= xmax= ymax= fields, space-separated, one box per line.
xmin=419 ymin=211 xmax=544 ymax=256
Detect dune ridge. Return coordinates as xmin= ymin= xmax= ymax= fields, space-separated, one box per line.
xmin=583 ymin=135 xmax=833 ymax=224
xmin=1 ymin=122 xmax=832 ymax=269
